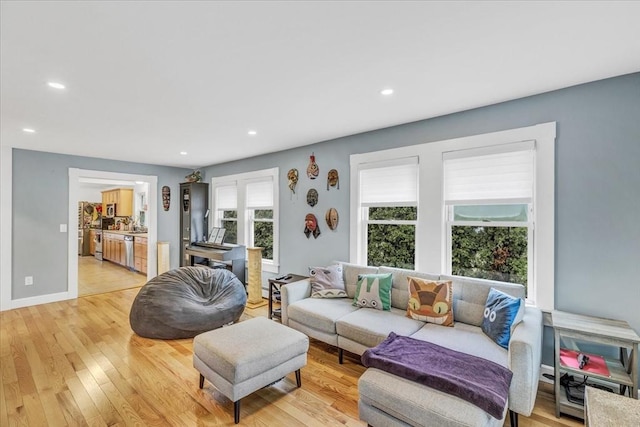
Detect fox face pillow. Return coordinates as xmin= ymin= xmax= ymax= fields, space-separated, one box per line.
xmin=406 ymin=277 xmax=454 ymax=326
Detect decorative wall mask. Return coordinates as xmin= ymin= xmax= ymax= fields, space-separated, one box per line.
xmin=306 ymin=188 xmax=318 ymax=207
xmin=287 ymin=168 xmax=299 ymax=194
xmin=162 ymin=186 xmax=171 ymax=211
xmin=304 ymin=213 xmax=321 ymax=239
xmin=327 ymin=169 xmax=339 ymax=190
xmin=307 ymin=152 xmax=319 ymax=179
xmin=325 ymin=207 xmax=339 ymax=230
xmin=185 ymin=170 xmax=202 ymax=183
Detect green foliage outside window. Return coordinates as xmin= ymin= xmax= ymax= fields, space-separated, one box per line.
xmin=221 ymin=210 xmax=237 ymax=244
xmin=254 ymin=209 xmax=273 ymax=260
xmin=451 ymin=226 xmax=528 ymax=293
xmin=367 ymin=207 xmax=416 ymax=269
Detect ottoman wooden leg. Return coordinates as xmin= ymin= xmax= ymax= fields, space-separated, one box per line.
xmin=234 ymin=400 xmax=240 ymax=424
xmin=199 ymin=374 xmax=204 ymax=389
xmin=295 ymin=369 xmax=301 ymax=387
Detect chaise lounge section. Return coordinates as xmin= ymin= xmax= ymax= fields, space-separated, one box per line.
xmin=280 ymin=262 xmax=543 ymax=426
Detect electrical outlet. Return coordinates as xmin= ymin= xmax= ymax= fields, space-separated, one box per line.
xmin=25 ymin=276 xmax=33 ymax=286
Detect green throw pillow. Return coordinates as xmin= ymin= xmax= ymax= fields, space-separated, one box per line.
xmin=353 ymin=273 xmax=393 ymax=311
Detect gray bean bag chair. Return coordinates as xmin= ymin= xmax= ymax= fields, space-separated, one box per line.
xmin=130 ymin=266 xmax=247 ymax=339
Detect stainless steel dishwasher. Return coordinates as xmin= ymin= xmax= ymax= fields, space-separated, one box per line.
xmin=124 ymin=235 xmax=135 ymax=270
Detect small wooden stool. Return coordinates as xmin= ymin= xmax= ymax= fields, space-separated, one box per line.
xmin=193 ymin=317 xmax=309 ymax=423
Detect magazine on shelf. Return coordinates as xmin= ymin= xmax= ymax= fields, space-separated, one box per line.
xmin=559 ymin=348 xmax=611 ymax=377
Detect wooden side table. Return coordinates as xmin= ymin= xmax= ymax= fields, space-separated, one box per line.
xmin=268 ymin=274 xmax=308 ymax=320
xmin=552 ymin=310 xmax=639 ymax=419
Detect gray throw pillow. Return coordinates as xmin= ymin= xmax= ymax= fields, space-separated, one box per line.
xmin=309 ymin=264 xmax=346 ymax=298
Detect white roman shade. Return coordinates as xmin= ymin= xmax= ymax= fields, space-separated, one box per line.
xmin=359 ymin=157 xmax=418 ymax=206
xmin=246 ymin=179 xmax=273 ymax=208
xmin=216 ymin=184 xmax=237 ymax=209
xmin=443 ymin=141 xmax=534 ymax=205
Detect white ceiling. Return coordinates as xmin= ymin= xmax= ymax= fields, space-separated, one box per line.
xmin=2 ymin=1 xmax=639 ymax=169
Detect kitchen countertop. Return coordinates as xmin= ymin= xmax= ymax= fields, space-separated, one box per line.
xmin=103 ymin=230 xmax=148 ymax=237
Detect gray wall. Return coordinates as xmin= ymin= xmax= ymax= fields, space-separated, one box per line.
xmin=204 ymin=73 xmax=640 ymax=365
xmin=9 ymin=73 xmax=640 ymax=366
xmin=11 ymin=149 xmax=190 ymax=299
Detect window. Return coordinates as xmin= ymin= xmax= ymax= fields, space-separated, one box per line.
xmin=212 ymin=168 xmax=279 ymax=273
xmin=215 ymin=184 xmax=237 ymax=244
xmin=444 ymin=143 xmax=535 ymax=296
xmin=355 ymin=158 xmax=418 ymax=269
xmin=351 ymin=123 xmax=555 ymax=310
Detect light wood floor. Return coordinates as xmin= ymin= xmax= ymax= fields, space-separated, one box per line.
xmin=78 ymin=255 xmax=147 ymax=297
xmin=0 ymin=288 xmax=585 ymax=426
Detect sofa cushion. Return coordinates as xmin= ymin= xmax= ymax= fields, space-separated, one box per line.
xmin=441 ymin=274 xmax=526 ymax=327
xmin=481 ymin=288 xmax=524 ymax=349
xmin=336 ymin=307 xmax=425 ymax=349
xmin=406 ymin=277 xmax=454 ymax=327
xmin=353 ymin=273 xmax=393 ymax=310
xmin=287 ymin=298 xmax=359 ymax=335
xmin=378 ymin=266 xmax=440 ymax=310
xmin=309 ymin=264 xmax=347 ymax=298
xmin=410 ymin=322 xmax=508 ymax=367
xmin=338 ymin=261 xmax=379 ymax=298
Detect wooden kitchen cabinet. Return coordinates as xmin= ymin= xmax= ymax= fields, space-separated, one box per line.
xmin=101 ymin=188 xmax=134 ymax=217
xmin=134 ymin=236 xmax=148 ymax=274
xmin=103 ymin=232 xmax=125 ymax=266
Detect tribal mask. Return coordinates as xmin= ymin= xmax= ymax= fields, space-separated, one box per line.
xmin=304 ymin=213 xmax=321 ymax=239
xmin=306 ymin=188 xmax=318 ymax=207
xmin=327 ymin=169 xmax=339 ymax=190
xmin=325 ymin=207 xmax=339 ymax=230
xmin=287 ymin=168 xmax=298 ymax=194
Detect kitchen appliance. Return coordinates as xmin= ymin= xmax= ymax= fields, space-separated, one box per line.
xmin=78 ymin=201 xmax=100 ymax=256
xmin=106 ymin=203 xmax=116 ymax=218
xmin=94 ymin=230 xmax=103 ymax=261
xmin=124 ymin=235 xmax=135 ymax=270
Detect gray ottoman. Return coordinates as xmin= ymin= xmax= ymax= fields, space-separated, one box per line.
xmin=193 ymin=316 xmax=309 ymax=423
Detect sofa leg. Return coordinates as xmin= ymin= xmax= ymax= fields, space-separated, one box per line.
xmin=234 ymin=400 xmax=240 ymax=424
xmin=509 ymin=410 xmax=518 ymax=427
xmin=338 ymin=348 xmax=343 ymax=364
xmin=295 ymin=369 xmax=301 ymax=387
xmin=199 ymin=374 xmax=204 ymax=389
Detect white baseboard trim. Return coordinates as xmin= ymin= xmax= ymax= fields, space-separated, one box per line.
xmin=7 ymin=291 xmax=73 ymax=310
xmin=540 ymin=364 xmax=555 ymax=384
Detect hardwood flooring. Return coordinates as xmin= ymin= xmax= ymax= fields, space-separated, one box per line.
xmin=78 ymin=255 xmax=147 ymax=297
xmin=1 ymin=288 xmax=585 ymax=426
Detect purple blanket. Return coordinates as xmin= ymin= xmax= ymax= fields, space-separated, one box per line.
xmin=361 ymin=333 xmax=512 ymax=419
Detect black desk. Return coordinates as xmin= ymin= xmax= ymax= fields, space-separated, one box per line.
xmin=268 ymin=274 xmax=308 ymax=320
xmin=185 ymin=243 xmax=246 ymax=284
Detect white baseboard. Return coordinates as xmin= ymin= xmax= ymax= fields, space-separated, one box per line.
xmin=540 ymin=364 xmax=555 ymax=384
xmin=6 ymin=291 xmax=73 ymax=310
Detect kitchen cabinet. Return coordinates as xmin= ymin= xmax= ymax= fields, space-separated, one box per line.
xmin=103 ymin=232 xmax=125 ymax=266
xmin=89 ymin=229 xmax=96 ymax=255
xmin=101 ymin=188 xmax=134 ymax=217
xmin=134 ymin=236 xmax=148 ymax=274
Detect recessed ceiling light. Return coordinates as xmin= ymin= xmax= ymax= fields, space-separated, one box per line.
xmin=180 ymin=151 xmax=188 ymax=155
xmin=22 ymin=128 xmax=36 ymax=133
xmin=47 ymin=82 xmax=66 ymax=90
xmin=135 ymin=181 xmax=144 ymax=185
xmin=248 ymin=130 xmax=257 ymax=136
xmin=380 ymin=88 xmax=394 ymax=96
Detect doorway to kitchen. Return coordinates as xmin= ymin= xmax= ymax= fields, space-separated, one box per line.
xmin=68 ymin=168 xmax=158 ymax=299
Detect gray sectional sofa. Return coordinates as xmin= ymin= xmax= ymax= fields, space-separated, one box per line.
xmin=280 ymin=262 xmax=543 ymax=427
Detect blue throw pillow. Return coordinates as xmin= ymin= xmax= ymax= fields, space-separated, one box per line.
xmin=481 ymin=288 xmax=523 ymax=349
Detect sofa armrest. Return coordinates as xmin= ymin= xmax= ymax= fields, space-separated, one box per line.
xmin=280 ymin=279 xmax=311 ymax=326
xmin=507 ymin=306 xmax=543 ymax=416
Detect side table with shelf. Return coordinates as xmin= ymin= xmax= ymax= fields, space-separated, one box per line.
xmin=552 ymin=310 xmax=639 ymax=419
xmin=268 ymin=274 xmax=308 ymax=320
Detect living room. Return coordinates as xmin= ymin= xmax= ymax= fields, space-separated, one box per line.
xmin=1 ymin=2 xmax=639 ymax=426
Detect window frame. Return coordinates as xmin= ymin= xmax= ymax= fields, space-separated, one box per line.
xmin=350 ymin=122 xmax=555 ymax=310
xmin=211 ymin=167 xmax=279 ymax=273
xmin=353 ymin=157 xmax=419 ymax=268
